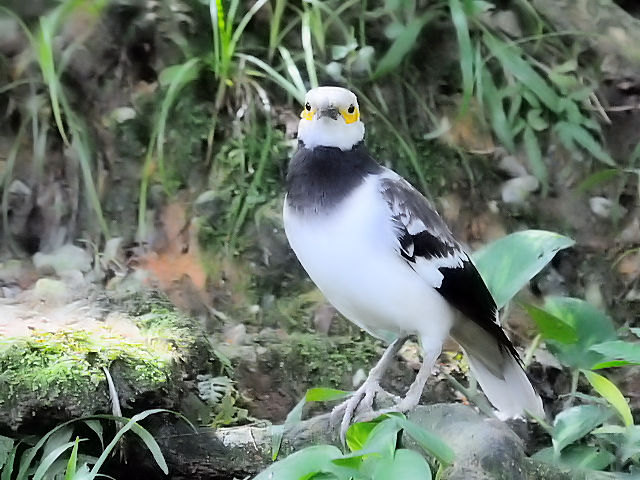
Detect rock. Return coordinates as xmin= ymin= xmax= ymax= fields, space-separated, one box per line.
xmin=0 ymin=17 xmax=26 ymax=56
xmin=501 ymin=176 xmax=539 ymax=204
xmin=30 ymin=278 xmax=71 ymax=306
xmin=498 ymin=155 xmax=529 ymax=178
xmin=33 ymin=244 xmax=92 ymax=276
xmin=154 ymin=404 xmax=584 ymax=479
xmin=589 ymin=197 xmax=616 ymax=218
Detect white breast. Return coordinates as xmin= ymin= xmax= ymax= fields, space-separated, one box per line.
xmin=283 ymin=176 xmax=454 ymax=343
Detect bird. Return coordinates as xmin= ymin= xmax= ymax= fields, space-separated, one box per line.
xmin=283 ymin=86 xmax=544 ymax=438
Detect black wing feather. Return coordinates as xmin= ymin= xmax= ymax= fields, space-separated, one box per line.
xmin=379 ymin=173 xmax=519 ymax=361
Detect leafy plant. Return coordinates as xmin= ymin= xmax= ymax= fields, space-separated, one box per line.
xmin=448 ymin=0 xmax=613 ymax=194
xmin=258 ymin=412 xmax=453 ymax=480
xmin=0 ymin=409 xmax=190 ymax=479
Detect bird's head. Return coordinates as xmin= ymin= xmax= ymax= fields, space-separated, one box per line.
xmin=297 ymin=86 xmax=365 ymax=151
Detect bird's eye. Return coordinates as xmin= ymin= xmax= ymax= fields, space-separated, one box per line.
xmin=347 ymin=105 xmax=355 ymax=114
xmin=305 ymin=102 xmax=312 ymax=111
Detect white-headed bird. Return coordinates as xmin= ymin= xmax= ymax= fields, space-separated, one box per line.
xmin=283 ymin=86 xmax=544 ymax=438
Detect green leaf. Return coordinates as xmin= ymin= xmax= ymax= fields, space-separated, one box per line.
xmin=482 ymin=67 xmax=515 ymax=151
xmin=64 ymin=438 xmax=80 ymax=480
xmin=523 ymin=125 xmax=548 ymax=193
xmin=373 ymin=13 xmax=437 ymax=79
xmin=346 ymin=421 xmax=380 ymax=452
xmin=306 ymin=388 xmax=351 ymax=402
xmin=33 ymin=440 xmax=79 ymax=480
xmin=371 ymin=449 xmax=432 ymax=479
xmin=554 ymin=122 xmax=615 ymax=166
xmin=552 ymin=405 xmax=609 ymax=453
xmin=543 ymin=297 xmax=617 ymax=369
xmin=589 ymin=340 xmax=640 ymax=365
xmin=1 ymin=444 xmax=17 ymax=480
xmin=576 ymin=169 xmax=620 ymax=193
xmin=254 ymin=445 xmax=343 ymax=480
xmin=484 ymin=33 xmax=560 ymax=113
xmin=0 ymin=435 xmax=14 ymax=471
xmin=271 ymin=396 xmax=307 ymax=460
xmin=82 ymin=420 xmax=104 ymax=450
xmin=472 ymin=230 xmax=575 ymax=308
xmin=449 ymin=0 xmax=474 ymax=113
xmin=523 ymin=304 xmax=578 ymax=344
xmin=583 ymin=370 xmax=633 ymax=427
xmin=129 ymin=423 xmax=169 ymax=474
xmin=87 ymin=409 xmax=173 ymax=478
xmin=388 ymin=415 xmax=455 ymax=466
xmin=526 ymin=109 xmax=548 ymax=131
xmin=533 ymin=445 xmax=615 ymax=470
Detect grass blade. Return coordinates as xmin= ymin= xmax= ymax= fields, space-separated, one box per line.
xmin=33 ymin=440 xmax=80 ymax=480
xmin=238 ymin=53 xmax=305 ymax=102
xmin=449 ymin=0 xmax=474 ymax=113
xmin=301 ymin=7 xmax=318 ymax=88
xmin=64 ymin=438 xmax=80 ymax=480
xmin=484 ymin=33 xmax=560 ymax=113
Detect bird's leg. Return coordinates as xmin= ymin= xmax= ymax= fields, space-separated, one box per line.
xmin=330 ymin=336 xmax=409 ymax=441
xmin=355 ymin=342 xmax=442 ymax=422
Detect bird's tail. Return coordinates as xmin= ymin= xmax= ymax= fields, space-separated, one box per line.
xmin=451 ymin=322 xmax=544 ymax=419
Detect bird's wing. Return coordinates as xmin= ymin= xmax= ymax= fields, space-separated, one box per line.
xmin=378 ymin=169 xmax=519 ymax=359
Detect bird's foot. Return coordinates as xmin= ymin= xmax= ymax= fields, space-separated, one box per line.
xmin=330 ymin=379 xmax=399 ymax=443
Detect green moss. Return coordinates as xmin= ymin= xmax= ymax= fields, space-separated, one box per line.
xmin=0 ymin=296 xmax=207 ymax=429
xmin=279 ymin=333 xmax=381 ymax=388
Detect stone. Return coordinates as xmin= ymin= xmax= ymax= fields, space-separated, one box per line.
xmin=155 ymin=404 xmax=586 ymax=480
xmin=33 ymin=244 xmax=92 ymax=276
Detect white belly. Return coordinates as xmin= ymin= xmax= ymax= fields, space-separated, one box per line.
xmin=283 ymin=177 xmax=454 ymax=343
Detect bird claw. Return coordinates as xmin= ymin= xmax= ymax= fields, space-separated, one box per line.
xmin=330 ymin=380 xmax=399 ymax=444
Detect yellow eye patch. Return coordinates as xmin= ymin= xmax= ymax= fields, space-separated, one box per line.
xmin=340 ymin=106 xmax=359 ymax=124
xmin=301 ymin=106 xmax=315 ymax=120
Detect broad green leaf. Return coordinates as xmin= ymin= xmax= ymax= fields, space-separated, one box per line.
xmin=552 ymin=405 xmax=609 ymax=453
xmin=372 ymin=449 xmax=432 ymax=479
xmin=0 ymin=435 xmax=13 ymax=471
xmin=472 ymin=230 xmax=575 ymax=308
xmin=306 ymin=388 xmax=351 ymax=402
xmin=255 ymin=445 xmax=343 ymax=480
xmin=373 ymin=13 xmax=437 ymax=79
xmin=449 ymin=0 xmax=474 ymax=112
xmin=1 ymin=444 xmax=17 ymax=480
xmin=523 ymin=125 xmax=548 ymax=193
xmin=533 ymin=445 xmax=614 ymax=470
xmin=484 ymin=33 xmax=560 ymax=112
xmin=583 ymin=370 xmax=633 ymax=427
xmin=593 ymin=425 xmax=640 ymax=463
xmin=554 ymin=122 xmax=615 ymax=167
xmin=589 ymin=340 xmax=640 ymax=365
xmin=346 ymin=421 xmax=380 ymax=452
xmin=543 ymin=297 xmax=617 ymax=369
xmin=389 ymin=415 xmax=455 ymax=466
xmin=523 ymin=304 xmax=578 ymax=344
